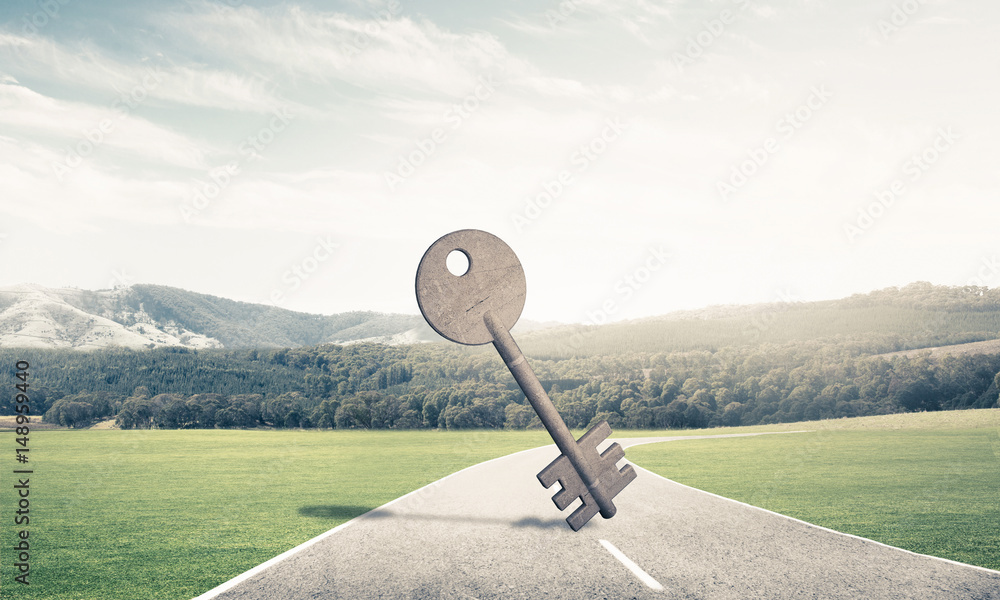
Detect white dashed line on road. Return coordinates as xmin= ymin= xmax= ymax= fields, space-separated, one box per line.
xmin=599 ymin=539 xmax=664 ymax=591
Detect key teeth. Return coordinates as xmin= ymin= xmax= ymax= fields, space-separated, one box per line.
xmin=600 ymin=441 xmax=625 ymax=464
xmin=537 ymin=454 xmax=566 ymax=488
xmin=578 ymin=420 xmax=612 ymax=449
xmin=535 ymin=419 xmax=639 ymax=531
xmin=552 ymin=484 xmax=578 ymax=511
xmin=538 ymin=455 xmax=585 ymax=511
xmin=566 ymin=493 xmax=600 ymax=532
xmin=616 ymin=464 xmax=638 ymax=493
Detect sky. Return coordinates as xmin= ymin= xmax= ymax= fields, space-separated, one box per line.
xmin=1 ymin=0 xmax=998 ymax=324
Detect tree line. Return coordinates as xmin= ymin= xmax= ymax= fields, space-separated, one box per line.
xmin=6 ymin=282 xmax=1000 ymax=430
xmin=8 ymin=340 xmax=997 ymax=431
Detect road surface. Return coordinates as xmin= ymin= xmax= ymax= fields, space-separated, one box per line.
xmin=194 ymin=432 xmax=1000 ymax=599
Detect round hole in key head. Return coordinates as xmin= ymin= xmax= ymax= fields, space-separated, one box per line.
xmin=446 ymin=249 xmax=471 ymax=277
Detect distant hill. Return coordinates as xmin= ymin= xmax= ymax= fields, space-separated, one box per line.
xmin=519 ymin=282 xmax=1000 ymax=358
xmin=0 ymin=284 xmax=441 ymax=349
xmin=5 ymin=282 xmax=1000 ymax=431
xmin=3 ymin=281 xmax=1000 ymax=355
xmin=878 ymin=338 xmax=1000 ymax=359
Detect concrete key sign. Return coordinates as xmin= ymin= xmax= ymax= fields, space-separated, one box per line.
xmin=415 ymin=229 xmax=637 ymax=531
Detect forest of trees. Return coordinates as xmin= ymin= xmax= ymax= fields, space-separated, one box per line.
xmin=3 ymin=283 xmax=999 ymax=431
xmin=4 ymin=338 xmax=998 ymax=431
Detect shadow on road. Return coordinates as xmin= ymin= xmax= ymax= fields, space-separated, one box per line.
xmin=300 ymin=506 xmax=568 ymax=530
xmin=510 ymin=516 xmax=568 ymax=530
xmin=298 ymin=505 xmax=375 ymax=520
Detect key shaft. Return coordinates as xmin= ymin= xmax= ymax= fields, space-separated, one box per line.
xmin=484 ymin=311 xmax=617 ymax=519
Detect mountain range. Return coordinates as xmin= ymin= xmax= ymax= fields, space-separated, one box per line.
xmin=0 ymin=284 xmax=441 ymax=350
xmin=3 ymin=282 xmax=1000 ymax=354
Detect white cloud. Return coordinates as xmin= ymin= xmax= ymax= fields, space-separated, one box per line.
xmin=154 ymin=2 xmax=633 ymax=121
xmin=498 ymin=16 xmax=572 ymax=37
xmin=512 ymin=75 xmax=597 ymax=100
xmin=917 ymin=16 xmax=969 ymax=26
xmin=161 ymin=3 xmax=511 ymax=97
xmin=0 ymin=81 xmax=212 ymax=170
xmin=501 ymin=0 xmax=677 ymax=40
xmin=0 ymin=33 xmax=290 ymax=113
xmin=0 ymin=135 xmax=188 ymax=233
xmin=0 ymin=0 xmax=996 ymax=319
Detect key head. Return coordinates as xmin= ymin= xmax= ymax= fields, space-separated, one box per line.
xmin=415 ymin=229 xmax=526 ymax=346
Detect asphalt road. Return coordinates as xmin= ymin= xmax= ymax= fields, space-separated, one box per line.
xmin=194 ymin=432 xmax=1000 ymax=599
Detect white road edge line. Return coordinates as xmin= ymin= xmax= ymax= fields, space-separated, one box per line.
xmin=191 ymin=432 xmax=810 ymax=599
xmin=196 ymin=429 xmax=1000 ymax=599
xmin=190 ymin=445 xmax=549 ymax=600
xmin=599 ymin=539 xmax=664 ymax=591
xmin=634 ymin=464 xmax=1000 ymax=576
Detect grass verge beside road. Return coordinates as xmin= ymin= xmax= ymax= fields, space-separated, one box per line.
xmin=0 ymin=429 xmax=554 ymax=600
xmin=629 ymin=409 xmax=1000 ymax=571
xmin=1 ymin=409 xmax=996 ymax=599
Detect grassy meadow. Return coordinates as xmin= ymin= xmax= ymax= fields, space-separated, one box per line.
xmin=0 ymin=428 xmax=556 ymax=600
xmin=629 ymin=409 xmax=1000 ymax=570
xmin=0 ymin=409 xmax=996 ymax=599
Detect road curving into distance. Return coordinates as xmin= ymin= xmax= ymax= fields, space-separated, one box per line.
xmin=193 ymin=432 xmax=1000 ymax=600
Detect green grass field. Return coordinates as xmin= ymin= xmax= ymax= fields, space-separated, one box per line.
xmin=1 ymin=410 xmax=997 ymax=599
xmin=629 ymin=409 xmax=1000 ymax=571
xmin=0 ymin=429 xmax=555 ymax=600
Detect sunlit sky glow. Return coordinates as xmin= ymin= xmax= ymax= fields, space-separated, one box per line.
xmin=1 ymin=0 xmax=998 ymax=323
